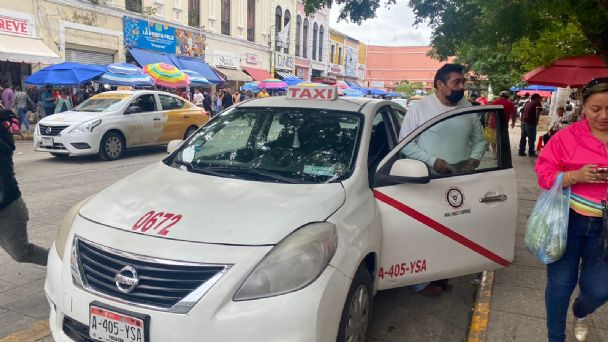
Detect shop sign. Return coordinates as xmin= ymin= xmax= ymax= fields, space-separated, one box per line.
xmin=0 ymin=15 xmax=29 ymax=36
xmin=275 ymin=52 xmax=295 ymax=71
xmin=357 ymin=63 xmax=366 ymax=80
xmin=246 ymin=53 xmax=258 ymax=64
xmin=175 ymin=28 xmax=205 ymax=58
xmin=329 ymin=63 xmax=344 ymax=76
xmin=295 ymin=57 xmax=311 ymax=68
xmin=344 ymin=47 xmax=358 ymax=78
xmin=214 ymin=51 xmax=239 ymax=69
xmin=123 ymin=16 xmax=176 ymax=54
xmin=371 ymin=81 xmax=385 ymax=88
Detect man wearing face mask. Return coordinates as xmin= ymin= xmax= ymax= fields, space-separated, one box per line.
xmin=399 ymin=63 xmax=485 ymax=175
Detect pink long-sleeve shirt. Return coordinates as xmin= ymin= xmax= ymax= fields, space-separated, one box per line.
xmin=535 ymin=120 xmax=608 ymax=216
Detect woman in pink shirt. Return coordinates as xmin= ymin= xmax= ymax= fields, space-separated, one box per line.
xmin=535 ymin=78 xmax=608 ymax=342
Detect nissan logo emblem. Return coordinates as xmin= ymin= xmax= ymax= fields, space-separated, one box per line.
xmin=45 ymin=127 xmax=52 ymax=134
xmin=115 ymin=265 xmax=139 ymax=294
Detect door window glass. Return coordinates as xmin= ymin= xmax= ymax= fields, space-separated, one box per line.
xmin=393 ymin=108 xmax=405 ymax=132
xmin=129 ymin=94 xmax=157 ymax=113
xmin=159 ymin=95 xmax=185 ymax=110
xmin=399 ymin=111 xmax=500 ymax=178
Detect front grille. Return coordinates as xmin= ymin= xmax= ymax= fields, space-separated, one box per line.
xmin=63 ymin=316 xmax=93 ymax=342
xmin=40 ymin=142 xmax=67 ymax=151
xmin=75 ymin=237 xmax=227 ymax=311
xmin=39 ymin=124 xmax=69 ymax=136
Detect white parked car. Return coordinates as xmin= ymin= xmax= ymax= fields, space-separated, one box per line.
xmin=34 ymin=90 xmax=209 ymax=160
xmin=45 ymin=85 xmax=517 ymax=341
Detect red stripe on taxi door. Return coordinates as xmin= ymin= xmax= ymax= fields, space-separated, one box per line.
xmin=373 ymin=190 xmax=511 ymax=267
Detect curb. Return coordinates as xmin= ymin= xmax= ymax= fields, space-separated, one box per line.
xmin=0 ymin=320 xmax=50 ymax=342
xmin=467 ymin=270 xmax=495 ymax=342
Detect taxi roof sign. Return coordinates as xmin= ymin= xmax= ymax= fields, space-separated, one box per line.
xmin=287 ymin=85 xmax=338 ymax=101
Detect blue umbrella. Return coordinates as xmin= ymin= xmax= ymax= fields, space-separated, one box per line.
xmin=342 ymin=88 xmax=364 ymax=97
xmin=283 ymin=77 xmax=303 ymax=86
xmin=107 ymin=63 xmax=144 ymax=75
xmin=510 ymin=85 xmax=557 ymax=92
xmin=25 ymin=62 xmax=106 ymax=86
xmin=240 ymin=81 xmax=261 ymax=93
xmin=97 ymin=63 xmax=154 ymax=87
xmin=182 ymin=70 xmax=212 ymax=86
xmin=368 ymin=88 xmax=388 ymax=96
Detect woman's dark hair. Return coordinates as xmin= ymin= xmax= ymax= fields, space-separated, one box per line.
xmin=583 ymin=78 xmax=608 ymax=104
xmin=433 ymin=63 xmax=465 ymax=89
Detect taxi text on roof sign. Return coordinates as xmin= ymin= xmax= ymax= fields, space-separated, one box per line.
xmin=287 ymin=85 xmax=338 ymax=101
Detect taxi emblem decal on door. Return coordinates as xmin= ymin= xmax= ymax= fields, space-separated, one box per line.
xmin=446 ymin=187 xmax=464 ymax=208
xmin=373 ymin=190 xmax=511 ymax=267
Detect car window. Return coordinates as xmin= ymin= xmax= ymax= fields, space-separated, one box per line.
xmin=75 ymin=94 xmax=130 ymax=112
xmin=159 ymin=95 xmax=185 ymax=110
xmin=169 ymin=107 xmax=362 ymax=183
xmin=393 ymin=108 xmax=405 ymax=129
xmin=129 ymin=94 xmax=157 ymax=113
xmin=399 ymin=110 xmax=501 ymax=178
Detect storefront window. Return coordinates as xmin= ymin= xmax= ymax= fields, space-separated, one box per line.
xmin=275 ymin=6 xmax=282 ymax=52
xmin=188 ymin=0 xmax=200 ymax=27
xmin=319 ymin=26 xmax=324 ymax=62
xmin=302 ymin=18 xmax=309 ymax=58
xmin=247 ymin=0 xmax=255 ymax=42
xmin=295 ymin=16 xmax=302 ymax=57
xmin=283 ymin=10 xmax=291 ymax=54
xmin=312 ymin=23 xmax=318 ymax=61
xmin=221 ymin=0 xmax=231 ymax=35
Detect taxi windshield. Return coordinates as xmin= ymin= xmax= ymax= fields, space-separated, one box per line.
xmin=74 ymin=95 xmax=130 ymax=112
xmin=167 ymin=107 xmax=362 ymax=184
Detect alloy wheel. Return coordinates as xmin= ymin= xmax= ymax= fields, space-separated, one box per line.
xmin=345 ymin=285 xmax=370 ymax=342
xmin=105 ymin=136 xmax=122 ymax=159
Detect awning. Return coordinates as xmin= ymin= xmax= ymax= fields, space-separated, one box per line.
xmin=213 ymin=67 xmax=253 ymax=82
xmin=276 ymin=71 xmax=299 ymax=80
xmin=129 ymin=47 xmax=176 ymax=67
xmin=171 ymin=55 xmax=223 ymax=84
xmin=243 ymin=67 xmax=272 ymax=81
xmin=0 ymin=34 xmax=61 ymax=65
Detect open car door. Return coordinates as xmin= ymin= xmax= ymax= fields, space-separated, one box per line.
xmin=372 ymin=105 xmax=517 ymax=290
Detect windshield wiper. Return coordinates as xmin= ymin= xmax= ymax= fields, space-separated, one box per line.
xmin=240 ymin=168 xmax=301 ymax=184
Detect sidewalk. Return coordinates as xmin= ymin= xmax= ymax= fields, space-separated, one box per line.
xmin=485 ymin=127 xmax=608 ymax=341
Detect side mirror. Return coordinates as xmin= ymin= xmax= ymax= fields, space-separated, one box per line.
xmin=125 ymin=105 xmax=142 ymax=114
xmin=387 ymin=159 xmax=430 ymax=184
xmin=167 ymin=140 xmax=183 ymax=154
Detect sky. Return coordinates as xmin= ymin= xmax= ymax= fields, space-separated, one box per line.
xmin=329 ymin=2 xmax=432 ymax=46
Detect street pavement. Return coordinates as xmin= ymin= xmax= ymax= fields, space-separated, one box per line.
xmin=1 ymin=141 xmax=477 ymax=341
xmin=486 ymin=126 xmax=608 ymax=341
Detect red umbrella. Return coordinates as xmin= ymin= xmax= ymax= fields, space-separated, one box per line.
xmin=524 ymin=55 xmax=608 ymax=88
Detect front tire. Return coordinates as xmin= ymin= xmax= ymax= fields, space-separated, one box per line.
xmin=337 ymin=264 xmax=373 ymax=342
xmin=99 ymin=131 xmax=125 ymax=161
xmin=183 ymin=125 xmax=198 ymax=140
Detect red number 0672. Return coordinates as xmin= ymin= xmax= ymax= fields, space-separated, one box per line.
xmin=132 ymin=211 xmax=182 ymax=236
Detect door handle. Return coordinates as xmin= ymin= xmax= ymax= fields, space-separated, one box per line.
xmin=479 ymin=194 xmax=508 ymax=203
xmin=183 ymin=115 xmax=190 ymax=118
xmin=153 ymin=117 xmax=161 ymax=121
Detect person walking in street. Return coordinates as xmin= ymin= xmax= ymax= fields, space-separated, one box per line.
xmin=215 ymin=91 xmax=223 ymax=115
xmin=1 ymin=84 xmax=14 ymax=112
xmin=488 ymin=91 xmax=517 ymax=157
xmin=193 ymin=88 xmax=204 ymax=107
xmin=519 ymin=93 xmax=543 ymax=157
xmin=13 ymin=87 xmax=31 ymax=132
xmin=202 ymin=90 xmax=213 ymax=116
xmin=0 ymin=110 xmax=49 ymax=266
xmin=535 ymin=78 xmax=608 ymax=342
xmin=40 ymin=86 xmax=55 ymax=118
xmin=257 ymin=88 xmax=270 ymax=98
xmin=222 ymin=88 xmax=234 ymax=109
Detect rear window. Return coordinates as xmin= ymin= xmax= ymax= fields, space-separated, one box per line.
xmin=159 ymin=95 xmax=185 ymax=110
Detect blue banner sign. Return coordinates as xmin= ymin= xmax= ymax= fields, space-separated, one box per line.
xmin=123 ymin=16 xmax=176 ymax=53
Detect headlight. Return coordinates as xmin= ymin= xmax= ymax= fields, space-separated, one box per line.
xmin=69 ymin=119 xmax=101 ymax=134
xmin=234 ymin=222 xmax=338 ymax=301
xmin=35 ymin=124 xmax=40 ymax=135
xmin=54 ymin=197 xmax=90 ymax=260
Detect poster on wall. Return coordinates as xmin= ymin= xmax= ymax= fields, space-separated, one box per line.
xmin=344 ymin=47 xmax=358 ymax=78
xmin=123 ymin=17 xmax=176 ymax=53
xmin=175 ymin=28 xmax=205 ymax=58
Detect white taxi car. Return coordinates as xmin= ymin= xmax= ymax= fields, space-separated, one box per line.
xmin=34 ymin=90 xmax=208 ymax=160
xmin=45 ymin=85 xmax=517 ymax=341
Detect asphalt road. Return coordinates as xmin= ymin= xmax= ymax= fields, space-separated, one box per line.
xmin=0 ymin=141 xmax=476 ymax=341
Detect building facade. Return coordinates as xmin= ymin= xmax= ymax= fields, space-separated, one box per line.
xmin=294 ymin=0 xmax=328 ymax=81
xmin=328 ymin=28 xmax=363 ymax=84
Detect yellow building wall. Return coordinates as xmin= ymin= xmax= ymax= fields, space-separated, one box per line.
xmin=358 ymin=43 xmax=367 ymax=64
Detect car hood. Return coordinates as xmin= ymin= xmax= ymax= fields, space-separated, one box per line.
xmin=40 ymin=111 xmax=109 ymax=125
xmin=79 ymin=163 xmax=346 ymax=245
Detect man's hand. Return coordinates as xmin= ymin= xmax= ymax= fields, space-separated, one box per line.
xmin=460 ymin=158 xmax=480 ymax=172
xmin=433 ymin=159 xmax=451 ymax=174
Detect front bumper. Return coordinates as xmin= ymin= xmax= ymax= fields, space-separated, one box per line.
xmin=45 ymin=223 xmax=351 ymax=342
xmin=34 ymin=130 xmax=102 ymax=156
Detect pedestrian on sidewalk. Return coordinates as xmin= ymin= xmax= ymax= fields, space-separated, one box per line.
xmin=1 ymin=83 xmax=14 ymax=111
xmin=13 ymin=87 xmax=31 ymax=132
xmin=535 ymin=78 xmax=608 ymax=342
xmin=519 ymin=93 xmax=543 ymax=157
xmin=0 ymin=109 xmax=49 ymax=266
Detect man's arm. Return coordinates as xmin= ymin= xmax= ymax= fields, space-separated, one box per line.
xmin=469 ymin=116 xmax=488 ymax=161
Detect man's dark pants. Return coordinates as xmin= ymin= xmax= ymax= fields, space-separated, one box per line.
xmin=519 ymin=122 xmax=537 ymax=155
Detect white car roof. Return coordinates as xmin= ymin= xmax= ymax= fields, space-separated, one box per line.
xmin=236 ymin=96 xmax=383 ymax=115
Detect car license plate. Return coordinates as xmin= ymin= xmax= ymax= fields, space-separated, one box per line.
xmin=89 ymin=303 xmax=148 ymax=342
xmin=41 ymin=137 xmax=53 ymax=147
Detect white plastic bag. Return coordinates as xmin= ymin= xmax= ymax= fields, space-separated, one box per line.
xmin=525 ymin=173 xmax=570 ymax=264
